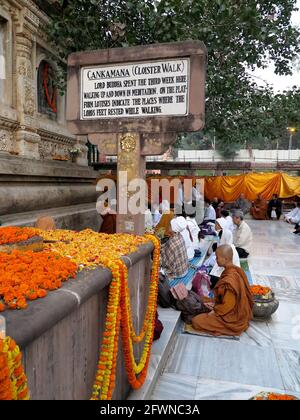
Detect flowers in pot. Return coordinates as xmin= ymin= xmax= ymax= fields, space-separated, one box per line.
xmin=69 ymin=146 xmax=81 ymax=162
xmin=250 ymin=285 xmax=279 ymax=320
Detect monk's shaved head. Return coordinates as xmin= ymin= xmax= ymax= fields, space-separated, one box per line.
xmin=216 ymin=245 xmax=233 ymax=267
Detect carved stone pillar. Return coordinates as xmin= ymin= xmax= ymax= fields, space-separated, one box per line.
xmin=13 ymin=7 xmax=40 ymax=158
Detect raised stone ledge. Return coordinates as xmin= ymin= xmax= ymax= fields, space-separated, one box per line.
xmin=3 ymin=241 xmax=154 ymax=349
xmin=0 ymin=154 xmax=98 ymax=179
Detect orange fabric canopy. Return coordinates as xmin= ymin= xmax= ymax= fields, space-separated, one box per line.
xmin=98 ymin=172 xmax=300 ymax=203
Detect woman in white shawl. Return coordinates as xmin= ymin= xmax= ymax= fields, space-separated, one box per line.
xmin=171 ymin=216 xmax=195 ymax=260
xmin=209 ymin=218 xmax=240 ymax=288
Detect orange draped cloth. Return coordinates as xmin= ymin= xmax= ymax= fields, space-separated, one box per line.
xmin=250 ymin=198 xmax=268 ymax=220
xmin=192 ymin=266 xmax=253 ymax=336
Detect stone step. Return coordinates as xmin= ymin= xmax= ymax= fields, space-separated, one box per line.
xmin=128 ymin=238 xmax=212 ymax=400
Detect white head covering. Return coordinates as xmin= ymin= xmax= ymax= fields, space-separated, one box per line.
xmin=171 ymin=216 xmax=187 ymax=233
xmin=160 ymin=200 xmax=171 ymax=213
xmin=171 ymin=217 xmax=194 ymax=260
xmin=215 ymin=218 xmax=227 ymax=231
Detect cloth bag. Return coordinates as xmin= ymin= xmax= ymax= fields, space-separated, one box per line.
xmin=170 ymin=284 xmax=210 ymax=324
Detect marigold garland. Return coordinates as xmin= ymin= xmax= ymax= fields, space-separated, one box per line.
xmin=42 ymin=62 xmax=57 ymax=113
xmin=35 ymin=229 xmax=148 ymax=269
xmin=253 ymin=392 xmax=298 ymax=400
xmin=0 ymin=250 xmax=77 ymax=311
xmin=0 ymin=227 xmax=37 ymax=246
xmin=0 ymin=336 xmax=29 ymax=400
xmin=91 ymin=234 xmax=160 ymax=400
xmin=250 ymin=285 xmax=271 ymax=296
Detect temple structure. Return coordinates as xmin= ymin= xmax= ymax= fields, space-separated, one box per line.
xmin=0 ymin=0 xmax=99 ymax=230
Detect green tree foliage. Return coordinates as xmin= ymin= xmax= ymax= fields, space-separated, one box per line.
xmin=48 ymin=0 xmax=300 ymax=157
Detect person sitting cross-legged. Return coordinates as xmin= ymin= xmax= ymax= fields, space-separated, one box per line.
xmin=232 ymin=210 xmax=253 ymax=258
xmin=160 ymin=219 xmax=189 ymax=280
xmin=191 ymin=245 xmax=253 ymax=337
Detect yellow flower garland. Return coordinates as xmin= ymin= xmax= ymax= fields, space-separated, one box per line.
xmin=0 ymin=336 xmax=30 ymax=400
xmin=91 ymin=234 xmax=160 ymax=399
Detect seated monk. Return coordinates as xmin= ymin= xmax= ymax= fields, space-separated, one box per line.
xmin=192 ymin=245 xmax=253 ymax=336
xmin=250 ymin=194 xmax=268 ymax=220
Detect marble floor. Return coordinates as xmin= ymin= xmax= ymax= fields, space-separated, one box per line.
xmin=151 ymin=220 xmax=300 ymax=400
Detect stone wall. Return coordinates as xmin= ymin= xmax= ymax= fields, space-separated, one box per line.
xmin=0 ymin=0 xmax=99 ymax=229
xmin=3 ymin=242 xmax=153 ymax=400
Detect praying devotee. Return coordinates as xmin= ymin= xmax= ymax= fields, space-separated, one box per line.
xmin=192 ymin=245 xmax=253 ymax=336
xmin=186 ymin=210 xmax=201 ymax=250
xmin=209 ymin=219 xmax=240 ymax=288
xmin=232 ymin=210 xmax=253 ymax=258
xmin=285 ymin=202 xmax=300 ymax=225
xmin=35 ymin=215 xmax=56 ymax=231
xmin=233 ymin=193 xmax=251 ymax=214
xmin=152 ymin=203 xmax=162 ymax=227
xmin=203 ymin=199 xmax=216 ymax=224
xmin=267 ymin=194 xmax=283 ymax=220
xmin=155 ymin=200 xmax=174 ymax=238
xmin=160 ymin=220 xmax=189 ymax=280
xmin=221 ymin=209 xmax=235 ymax=232
xmin=250 ymin=194 xmax=268 ymax=220
xmin=171 ymin=216 xmax=195 ymax=260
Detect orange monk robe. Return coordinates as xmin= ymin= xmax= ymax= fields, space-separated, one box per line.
xmin=192 ymin=266 xmax=253 ymax=336
xmin=250 ymin=198 xmax=268 ymax=220
xmin=155 ymin=211 xmax=174 ymax=238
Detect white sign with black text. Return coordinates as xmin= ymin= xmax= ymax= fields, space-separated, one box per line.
xmin=80 ymin=58 xmax=189 ymax=120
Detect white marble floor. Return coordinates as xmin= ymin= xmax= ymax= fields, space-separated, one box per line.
xmin=151 ymin=220 xmax=300 ymax=400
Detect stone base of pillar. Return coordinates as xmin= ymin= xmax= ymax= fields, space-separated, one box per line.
xmin=15 ymin=129 xmax=41 ymax=159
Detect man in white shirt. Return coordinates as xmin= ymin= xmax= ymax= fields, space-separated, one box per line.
xmin=221 ymin=209 xmax=235 ymax=232
xmin=186 ymin=211 xmax=200 ymax=250
xmin=285 ymin=203 xmax=300 ymax=225
xmin=203 ymin=199 xmax=216 ymax=224
xmin=232 ymin=210 xmax=253 ymax=258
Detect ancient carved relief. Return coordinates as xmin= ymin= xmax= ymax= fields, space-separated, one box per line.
xmin=24 ymin=83 xmax=35 ymax=116
xmin=0 ymin=129 xmax=13 ymax=152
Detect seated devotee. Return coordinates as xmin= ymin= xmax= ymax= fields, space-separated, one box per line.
xmin=35 ymin=215 xmax=56 ymax=231
xmin=152 ymin=202 xmax=162 ymax=227
xmin=203 ymin=199 xmax=216 ymax=224
xmin=285 ymin=202 xmax=300 ymax=225
xmin=211 ymin=197 xmax=220 ymax=211
xmin=186 ymin=209 xmax=201 ymax=251
xmin=171 ymin=216 xmax=195 ymax=260
xmin=155 ymin=200 xmax=174 ymax=238
xmin=232 ymin=210 xmax=253 ymax=258
xmin=216 ymin=200 xmax=225 ymax=219
xmin=99 ymin=203 xmax=116 ymax=234
xmin=192 ymin=245 xmax=253 ymax=336
xmin=160 ymin=220 xmax=189 ymax=280
xmin=145 ymin=205 xmax=154 ymax=233
xmin=250 ymin=194 xmax=268 ymax=220
xmin=221 ymin=209 xmax=235 ymax=232
xmin=208 ymin=219 xmax=240 ymax=288
xmin=233 ymin=193 xmax=251 ymax=214
xmin=267 ymin=194 xmax=283 ymax=220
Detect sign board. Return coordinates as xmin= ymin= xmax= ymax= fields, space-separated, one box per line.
xmin=67 ymin=41 xmax=206 ymax=134
xmin=81 ymin=58 xmax=189 ymax=120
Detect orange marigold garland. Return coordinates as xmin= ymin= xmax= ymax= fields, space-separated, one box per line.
xmin=0 ymin=337 xmax=29 ymax=400
xmin=0 ymin=250 xmax=77 ymax=311
xmin=91 ymin=235 xmax=160 ymax=400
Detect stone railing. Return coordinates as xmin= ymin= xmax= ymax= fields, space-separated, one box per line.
xmin=3 ymin=242 xmax=154 ymax=400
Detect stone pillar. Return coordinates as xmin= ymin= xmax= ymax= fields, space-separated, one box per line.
xmin=117 ymin=133 xmax=145 ymax=235
xmin=13 ymin=7 xmax=40 ymax=158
